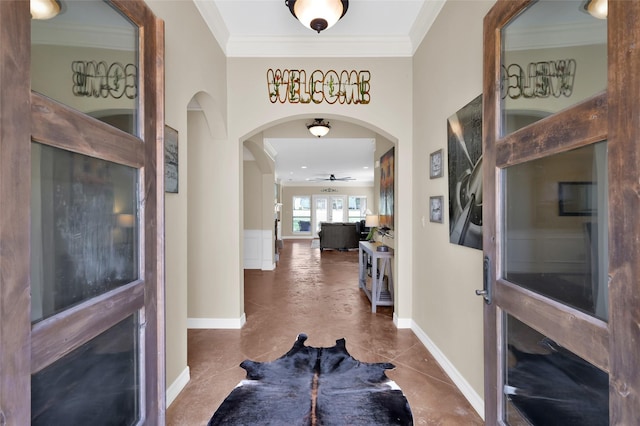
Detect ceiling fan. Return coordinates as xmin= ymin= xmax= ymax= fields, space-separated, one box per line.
xmin=313 ymin=174 xmax=355 ymax=182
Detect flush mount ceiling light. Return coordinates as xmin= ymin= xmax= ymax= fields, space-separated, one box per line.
xmin=31 ymin=0 xmax=61 ymax=20
xmin=307 ymin=118 xmax=331 ymax=137
xmin=285 ymin=0 xmax=349 ymax=33
xmin=583 ymin=0 xmax=607 ymax=19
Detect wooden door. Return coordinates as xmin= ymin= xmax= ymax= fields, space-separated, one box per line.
xmin=0 ymin=0 xmax=164 ymax=423
xmin=483 ymin=0 xmax=640 ymax=424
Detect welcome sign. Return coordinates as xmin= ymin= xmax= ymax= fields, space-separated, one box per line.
xmin=267 ymin=68 xmax=370 ymax=104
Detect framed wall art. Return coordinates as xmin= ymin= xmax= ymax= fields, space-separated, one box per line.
xmin=430 ymin=149 xmax=444 ymax=179
xmin=429 ymin=196 xmax=444 ymax=223
xmin=164 ymin=125 xmax=179 ymax=193
xmin=558 ymin=181 xmax=595 ymax=216
xmin=379 ymin=147 xmax=395 ymax=230
xmin=447 ymin=94 xmax=483 ymax=249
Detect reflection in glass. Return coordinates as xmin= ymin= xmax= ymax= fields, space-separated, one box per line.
xmin=503 ymin=142 xmax=608 ymax=320
xmin=504 ymin=315 xmax=608 ymax=425
xmin=31 ymin=143 xmax=139 ymax=322
xmin=31 ymin=0 xmax=139 ymax=135
xmin=501 ymin=1 xmax=607 ymax=135
xmin=32 ymin=315 xmax=140 ymax=425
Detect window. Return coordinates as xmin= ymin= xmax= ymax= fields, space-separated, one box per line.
xmin=293 ymin=196 xmax=311 ymax=233
xmin=348 ymin=196 xmax=367 ymax=222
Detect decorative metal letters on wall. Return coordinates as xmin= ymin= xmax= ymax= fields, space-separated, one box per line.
xmin=501 ymin=59 xmax=576 ymax=100
xmin=267 ymin=69 xmax=370 ymax=104
xmin=72 ymin=61 xmax=138 ymax=100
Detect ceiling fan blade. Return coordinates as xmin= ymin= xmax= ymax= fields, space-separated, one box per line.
xmin=310 ymin=174 xmax=355 ymax=182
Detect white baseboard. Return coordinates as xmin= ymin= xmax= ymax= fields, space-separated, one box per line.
xmin=393 ymin=313 xmax=412 ymax=329
xmin=166 ymin=366 xmax=190 ymax=407
xmin=411 ymin=321 xmax=485 ymax=420
xmin=262 ymin=261 xmax=276 ymax=271
xmin=187 ymin=313 xmax=246 ymax=329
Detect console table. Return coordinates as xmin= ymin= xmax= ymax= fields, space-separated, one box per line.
xmin=358 ymin=241 xmax=394 ymax=313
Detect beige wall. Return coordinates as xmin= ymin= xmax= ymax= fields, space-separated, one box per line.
xmin=412 ymin=0 xmax=496 ymax=404
xmin=244 ymin=160 xmax=263 ymax=230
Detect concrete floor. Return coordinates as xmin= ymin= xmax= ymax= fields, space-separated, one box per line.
xmin=166 ymin=239 xmax=483 ymax=425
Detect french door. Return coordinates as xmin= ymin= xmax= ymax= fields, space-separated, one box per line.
xmin=0 ymin=0 xmax=164 ymax=424
xmin=313 ymin=195 xmax=346 ymax=234
xmin=483 ymin=0 xmax=640 ymax=424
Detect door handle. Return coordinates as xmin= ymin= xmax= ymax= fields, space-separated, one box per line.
xmin=475 ymin=256 xmax=492 ymax=304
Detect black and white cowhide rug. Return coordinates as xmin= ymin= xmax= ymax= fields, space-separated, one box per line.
xmin=208 ymin=333 xmax=413 ymax=426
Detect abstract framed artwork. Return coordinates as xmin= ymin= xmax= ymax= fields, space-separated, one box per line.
xmin=379 ymin=147 xmax=395 ymax=230
xmin=429 ymin=196 xmax=444 ymax=223
xmin=447 ymin=94 xmax=483 ymax=250
xmin=430 ymin=149 xmax=444 ymax=179
xmin=164 ymin=125 xmax=178 ymax=193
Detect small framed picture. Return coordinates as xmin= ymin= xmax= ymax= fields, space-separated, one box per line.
xmin=430 ymin=149 xmax=444 ymax=179
xmin=429 ymin=196 xmax=444 ymax=223
xmin=164 ymin=125 xmax=179 ymax=193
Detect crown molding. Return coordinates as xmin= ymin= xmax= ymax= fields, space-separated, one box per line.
xmin=31 ymin=23 xmax=134 ymax=51
xmin=225 ymin=35 xmax=414 ymax=58
xmin=409 ymin=0 xmax=446 ymax=54
xmin=505 ymin=20 xmax=606 ymax=51
xmin=194 ymin=0 xmax=231 ymax=56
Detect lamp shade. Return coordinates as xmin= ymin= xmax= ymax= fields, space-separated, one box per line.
xmin=307 ymin=118 xmax=331 ymax=137
xmin=286 ymin=0 xmax=349 ymax=33
xmin=365 ymin=214 xmax=379 ymax=228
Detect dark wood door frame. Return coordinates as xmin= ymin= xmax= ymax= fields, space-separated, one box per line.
xmin=0 ymin=0 xmax=165 ymax=423
xmin=483 ymin=0 xmax=640 ymax=423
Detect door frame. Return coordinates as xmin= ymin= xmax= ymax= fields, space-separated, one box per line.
xmin=0 ymin=0 xmax=165 ymax=423
xmin=482 ymin=0 xmax=640 ymax=423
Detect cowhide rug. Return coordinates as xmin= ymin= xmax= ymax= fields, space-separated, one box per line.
xmin=208 ymin=334 xmax=413 ymax=426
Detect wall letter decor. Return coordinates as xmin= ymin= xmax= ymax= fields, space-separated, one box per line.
xmin=267 ymin=69 xmax=370 ymax=104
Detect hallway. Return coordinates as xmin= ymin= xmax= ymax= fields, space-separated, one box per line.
xmin=166 ymin=240 xmax=483 ymax=425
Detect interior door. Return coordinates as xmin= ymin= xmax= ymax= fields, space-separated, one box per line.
xmin=0 ymin=0 xmax=164 ymax=424
xmin=483 ymin=0 xmax=640 ymax=424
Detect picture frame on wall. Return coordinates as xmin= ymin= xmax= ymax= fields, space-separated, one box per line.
xmin=429 ymin=196 xmax=444 ymax=223
xmin=379 ymin=147 xmax=395 ymax=230
xmin=164 ymin=125 xmax=179 ymax=193
xmin=447 ymin=94 xmax=483 ymax=249
xmin=429 ymin=149 xmax=444 ymax=179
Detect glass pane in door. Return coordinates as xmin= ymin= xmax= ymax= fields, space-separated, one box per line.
xmin=31 ymin=315 xmax=140 ymax=425
xmin=31 ymin=143 xmax=139 ymax=322
xmin=331 ymin=197 xmax=344 ymax=222
xmin=315 ymin=198 xmax=328 ymax=233
xmin=31 ymin=0 xmax=140 ymax=135
xmin=503 ymin=142 xmax=608 ymax=320
xmin=504 ymin=315 xmax=608 ymax=425
xmin=501 ymin=1 xmax=607 ymax=135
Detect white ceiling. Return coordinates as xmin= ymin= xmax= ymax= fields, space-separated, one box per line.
xmin=194 ymin=0 xmax=446 ymax=57
xmin=264 ymin=137 xmax=376 ymax=186
xmin=202 ymin=1 xmax=440 ymax=186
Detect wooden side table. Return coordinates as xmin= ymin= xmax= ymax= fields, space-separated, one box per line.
xmin=358 ymin=241 xmax=394 ymax=313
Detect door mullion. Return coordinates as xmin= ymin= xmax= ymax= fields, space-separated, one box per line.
xmin=31 ymin=280 xmax=145 ymax=374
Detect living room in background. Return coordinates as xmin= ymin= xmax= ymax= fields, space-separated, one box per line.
xmin=292 ymin=195 xmax=311 ymax=234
